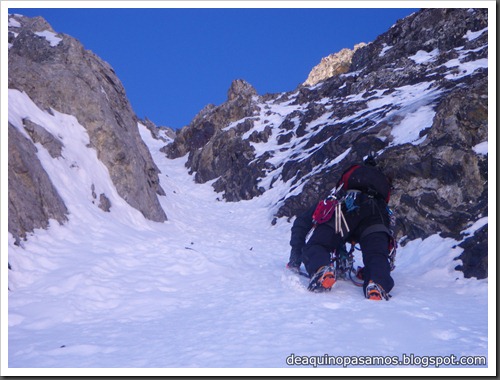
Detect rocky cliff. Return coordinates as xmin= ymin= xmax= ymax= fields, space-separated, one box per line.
xmin=163 ymin=8 xmax=488 ymax=278
xmin=8 ymin=14 xmax=168 ymax=243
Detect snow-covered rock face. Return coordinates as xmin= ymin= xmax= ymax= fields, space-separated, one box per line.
xmin=8 ymin=13 xmax=168 ymax=239
xmin=166 ymin=8 xmax=488 ymax=279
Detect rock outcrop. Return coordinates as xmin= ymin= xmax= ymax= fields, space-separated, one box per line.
xmin=8 ymin=123 xmax=69 ymax=244
xmin=303 ymin=43 xmax=366 ymax=86
xmin=163 ymin=79 xmax=264 ymax=200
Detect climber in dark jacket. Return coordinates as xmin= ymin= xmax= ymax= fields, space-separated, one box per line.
xmin=287 ymin=155 xmax=395 ymax=300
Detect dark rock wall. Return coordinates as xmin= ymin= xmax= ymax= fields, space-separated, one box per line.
xmin=8 ymin=124 xmax=69 ymax=243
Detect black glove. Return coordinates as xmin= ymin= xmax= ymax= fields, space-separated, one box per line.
xmin=286 ymin=247 xmax=303 ymax=271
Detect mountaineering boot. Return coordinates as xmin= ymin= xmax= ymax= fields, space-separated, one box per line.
xmin=365 ymin=281 xmax=390 ymax=301
xmin=307 ymin=265 xmax=336 ymax=292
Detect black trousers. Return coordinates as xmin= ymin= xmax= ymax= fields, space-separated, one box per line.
xmin=301 ymin=195 xmax=394 ymax=294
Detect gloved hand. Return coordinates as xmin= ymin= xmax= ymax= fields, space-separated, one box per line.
xmin=286 ymin=262 xmax=300 ymax=273
xmin=286 ymin=247 xmax=302 ymax=272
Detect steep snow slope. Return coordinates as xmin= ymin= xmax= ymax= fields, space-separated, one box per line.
xmin=5 ymin=94 xmax=492 ymax=374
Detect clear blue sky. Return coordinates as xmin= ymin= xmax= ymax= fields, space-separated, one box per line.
xmin=9 ymin=6 xmax=419 ymax=129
